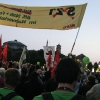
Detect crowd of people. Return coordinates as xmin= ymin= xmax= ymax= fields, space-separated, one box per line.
xmin=0 ymin=58 xmax=100 ymax=100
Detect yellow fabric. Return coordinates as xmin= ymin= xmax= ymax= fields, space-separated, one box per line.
xmin=0 ymin=3 xmax=87 ymax=30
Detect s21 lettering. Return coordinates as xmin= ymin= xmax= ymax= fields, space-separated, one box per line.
xmin=49 ymin=7 xmax=75 ymax=16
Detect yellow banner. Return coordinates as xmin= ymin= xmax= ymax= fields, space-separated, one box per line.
xmin=0 ymin=3 xmax=87 ymax=30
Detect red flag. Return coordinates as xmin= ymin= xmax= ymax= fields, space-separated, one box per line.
xmin=0 ymin=35 xmax=2 ymax=59
xmin=46 ymin=52 xmax=52 ymax=68
xmin=2 ymin=43 xmax=8 ymax=63
xmin=51 ymin=51 xmax=60 ymax=77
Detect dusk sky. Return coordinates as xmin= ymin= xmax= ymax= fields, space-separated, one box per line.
xmin=0 ymin=0 xmax=100 ymax=63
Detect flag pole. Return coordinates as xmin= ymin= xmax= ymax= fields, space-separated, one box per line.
xmin=70 ymin=26 xmax=81 ymax=54
xmin=70 ymin=3 xmax=87 ymax=54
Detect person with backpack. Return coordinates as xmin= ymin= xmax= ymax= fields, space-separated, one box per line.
xmin=0 ymin=68 xmax=24 ymax=100
xmin=33 ymin=58 xmax=86 ymax=100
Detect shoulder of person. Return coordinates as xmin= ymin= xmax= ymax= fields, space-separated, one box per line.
xmin=33 ymin=95 xmax=44 ymax=100
xmin=94 ymin=83 xmax=100 ymax=87
xmin=89 ymin=83 xmax=100 ymax=91
xmin=12 ymin=95 xmax=24 ymax=100
xmin=86 ymin=84 xmax=100 ymax=97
